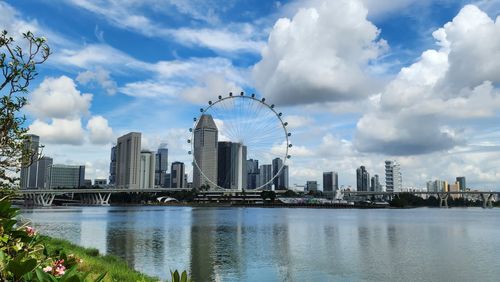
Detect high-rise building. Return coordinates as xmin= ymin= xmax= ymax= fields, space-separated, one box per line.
xmin=456 ymin=176 xmax=466 ymax=191
xmin=323 ymin=171 xmax=338 ymax=192
xmin=155 ymin=146 xmax=169 ymax=187
xmin=272 ymin=158 xmax=288 ymax=190
xmin=193 ymin=114 xmax=218 ymax=189
xmin=165 ymin=173 xmax=171 ymax=188
xmin=428 ymin=180 xmax=447 ymax=192
xmin=48 ymin=164 xmax=85 ymax=189
xmin=139 ymin=150 xmax=155 ymax=189
xmin=171 ymin=162 xmax=185 ymax=188
xmin=356 ymin=166 xmax=370 ymax=191
xmin=36 ymin=157 xmax=53 ymax=189
xmin=306 ymin=181 xmax=318 ymax=191
xmin=116 ymin=132 xmax=141 ymax=189
xmin=371 ymin=174 xmax=382 ymax=192
xmin=109 ymin=145 xmax=117 ymax=185
xmin=247 ymin=159 xmax=260 ymax=189
xmin=217 ymin=142 xmax=247 ymax=190
xmin=20 ymin=134 xmax=40 ymax=189
xmin=385 ymin=160 xmax=402 ymax=192
xmin=260 ymin=164 xmax=272 ymax=190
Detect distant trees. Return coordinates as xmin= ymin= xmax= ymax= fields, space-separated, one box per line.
xmin=0 ymin=30 xmax=50 ymax=188
xmin=260 ymin=190 xmax=276 ymax=202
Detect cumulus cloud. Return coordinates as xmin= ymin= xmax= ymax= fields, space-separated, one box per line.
xmin=253 ymin=0 xmax=387 ymax=105
xmin=181 ymin=74 xmax=243 ymax=104
xmin=86 ymin=116 xmax=114 ymax=144
xmin=29 ymin=118 xmax=85 ymax=145
xmin=26 ymin=76 xmax=92 ymax=119
xmin=354 ymin=5 xmax=500 ymax=156
xmin=77 ymin=67 xmax=118 ymax=95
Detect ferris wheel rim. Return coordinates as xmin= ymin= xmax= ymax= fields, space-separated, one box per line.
xmin=189 ymin=92 xmax=291 ymax=190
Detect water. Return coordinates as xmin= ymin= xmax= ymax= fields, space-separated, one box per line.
xmin=20 ymin=206 xmax=500 ymax=281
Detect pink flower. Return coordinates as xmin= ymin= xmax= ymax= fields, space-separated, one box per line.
xmin=42 ymin=266 xmax=52 ymax=273
xmin=54 ymin=266 xmax=66 ymax=276
xmin=25 ymin=226 xmax=36 ymax=237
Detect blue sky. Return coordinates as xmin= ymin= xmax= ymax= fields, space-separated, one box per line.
xmin=3 ymin=0 xmax=500 ymax=190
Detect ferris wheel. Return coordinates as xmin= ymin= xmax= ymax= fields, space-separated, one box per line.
xmin=188 ymin=92 xmax=291 ymax=190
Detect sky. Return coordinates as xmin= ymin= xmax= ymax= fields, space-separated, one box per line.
xmin=2 ymin=0 xmax=500 ymax=190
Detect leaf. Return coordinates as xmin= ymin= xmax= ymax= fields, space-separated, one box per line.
xmin=172 ymin=270 xmax=180 ymax=282
xmin=181 ymin=271 xmax=188 ymax=282
xmin=7 ymin=258 xmax=37 ymax=278
xmin=93 ymin=272 xmax=107 ymax=282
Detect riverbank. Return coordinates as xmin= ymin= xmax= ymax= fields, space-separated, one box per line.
xmin=40 ymin=236 xmax=159 ymax=282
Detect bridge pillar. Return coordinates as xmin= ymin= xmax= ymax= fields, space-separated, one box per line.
xmin=438 ymin=193 xmax=449 ymax=208
xmin=80 ymin=193 xmax=111 ymax=206
xmin=25 ymin=193 xmax=55 ymax=207
xmin=480 ymin=193 xmax=494 ymax=209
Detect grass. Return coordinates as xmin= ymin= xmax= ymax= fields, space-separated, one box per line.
xmin=40 ymin=236 xmax=160 ymax=282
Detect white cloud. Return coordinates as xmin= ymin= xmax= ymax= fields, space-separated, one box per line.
xmin=26 ymin=76 xmax=92 ymax=119
xmin=253 ymin=0 xmax=387 ymax=105
xmin=354 ymin=4 xmax=500 ymax=155
xmin=65 ymin=0 xmax=264 ymax=53
xmin=181 ymin=74 xmax=243 ymax=104
xmin=29 ymin=118 xmax=85 ymax=145
xmin=86 ymin=116 xmax=114 ymax=145
xmin=77 ymin=67 xmax=117 ymax=95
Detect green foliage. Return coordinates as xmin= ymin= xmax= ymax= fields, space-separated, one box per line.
xmin=260 ymin=190 xmax=276 ymax=202
xmin=0 ymin=30 xmax=51 ymax=188
xmin=170 ymin=270 xmax=191 ymax=282
xmin=282 ymin=190 xmax=298 ymax=197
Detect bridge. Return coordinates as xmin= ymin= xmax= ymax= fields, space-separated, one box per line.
xmin=16 ymin=188 xmax=192 ymax=206
xmin=15 ymin=188 xmax=285 ymax=206
xmin=338 ymin=191 xmax=499 ymax=208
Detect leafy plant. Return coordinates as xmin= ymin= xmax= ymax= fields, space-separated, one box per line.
xmin=170 ymin=270 xmax=191 ymax=282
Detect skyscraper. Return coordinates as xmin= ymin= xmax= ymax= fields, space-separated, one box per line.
xmin=116 ymin=132 xmax=141 ymax=189
xmin=260 ymin=164 xmax=272 ymax=190
xmin=20 ymin=134 xmax=40 ymax=189
xmin=272 ymin=158 xmax=288 ymax=190
xmin=155 ymin=146 xmax=169 ymax=187
xmin=385 ymin=160 xmax=402 ymax=192
xmin=48 ymin=164 xmax=85 ymax=189
xmin=36 ymin=157 xmax=53 ymax=189
xmin=247 ymin=159 xmax=260 ymax=189
xmin=371 ymin=174 xmax=381 ymax=192
xmin=306 ymin=181 xmax=318 ymax=191
xmin=356 ymin=166 xmax=370 ymax=192
xmin=217 ymin=142 xmax=247 ymax=190
xmin=171 ymin=162 xmax=185 ymax=188
xmin=139 ymin=150 xmax=155 ymax=189
xmin=193 ymin=114 xmax=218 ymax=189
xmin=323 ymin=171 xmax=338 ymax=192
xmin=456 ymin=176 xmax=466 ymax=191
xmin=109 ymin=145 xmax=116 ymax=185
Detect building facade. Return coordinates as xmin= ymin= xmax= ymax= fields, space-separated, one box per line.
xmin=109 ymin=145 xmax=116 ymax=185
xmin=356 ymin=166 xmax=370 ymax=192
xmin=306 ymin=181 xmax=318 ymax=192
xmin=371 ymin=174 xmax=382 ymax=192
xmin=48 ymin=165 xmax=85 ymax=189
xmin=385 ymin=160 xmax=402 ymax=192
xmin=193 ymin=114 xmax=218 ymax=189
xmin=456 ymin=176 xmax=466 ymax=191
xmin=323 ymin=171 xmax=338 ymax=192
xmin=272 ymin=158 xmax=289 ymax=190
xmin=217 ymin=142 xmax=247 ymax=190
xmin=246 ymin=159 xmax=260 ymax=189
xmin=155 ymin=146 xmax=169 ymax=187
xmin=260 ymin=164 xmax=273 ymax=190
xmin=139 ymin=150 xmax=155 ymax=189
xmin=116 ymin=132 xmax=142 ymax=189
xmin=20 ymin=134 xmax=41 ymax=189
xmin=171 ymin=162 xmax=185 ymax=188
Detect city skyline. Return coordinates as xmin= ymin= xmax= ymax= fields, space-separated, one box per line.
xmin=4 ymin=1 xmax=500 ymax=189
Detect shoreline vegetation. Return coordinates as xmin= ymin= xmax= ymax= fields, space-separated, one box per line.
xmin=40 ymin=236 xmax=160 ymax=282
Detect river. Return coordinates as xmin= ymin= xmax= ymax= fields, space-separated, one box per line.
xmin=19 ymin=206 xmax=500 ymax=281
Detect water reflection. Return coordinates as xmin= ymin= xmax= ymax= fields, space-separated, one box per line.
xmin=20 ymin=207 xmax=500 ymax=281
